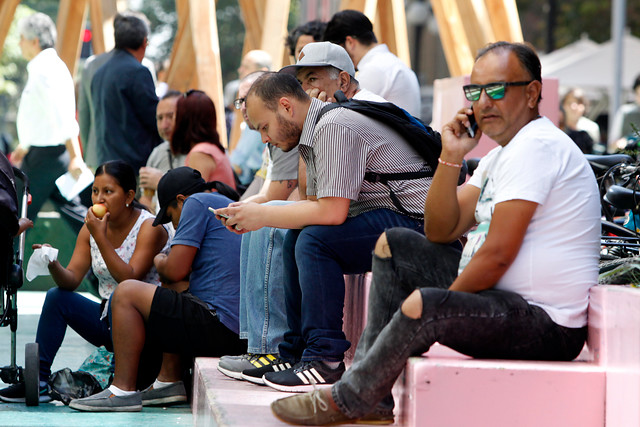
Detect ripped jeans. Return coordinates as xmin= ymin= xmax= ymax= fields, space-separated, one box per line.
xmin=332 ymin=227 xmax=588 ymax=419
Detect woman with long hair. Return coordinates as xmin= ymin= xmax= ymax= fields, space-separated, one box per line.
xmin=171 ymin=90 xmax=237 ymax=189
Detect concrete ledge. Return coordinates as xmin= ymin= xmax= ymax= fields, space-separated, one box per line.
xmin=402 ymin=345 xmax=605 ymax=427
xmin=192 ymin=357 xmax=397 ymax=426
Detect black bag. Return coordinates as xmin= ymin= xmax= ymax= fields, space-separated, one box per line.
xmin=49 ymin=368 xmax=103 ymax=405
xmin=316 ymin=91 xmax=465 ymax=217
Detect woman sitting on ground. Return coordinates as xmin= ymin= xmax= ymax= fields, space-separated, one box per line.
xmin=0 ymin=160 xmax=170 ymax=403
xmin=171 ymin=90 xmax=237 ymax=189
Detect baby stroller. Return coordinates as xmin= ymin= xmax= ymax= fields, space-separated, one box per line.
xmin=0 ymin=164 xmax=40 ymax=406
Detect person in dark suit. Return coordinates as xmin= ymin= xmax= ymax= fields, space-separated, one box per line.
xmin=91 ymin=12 xmax=161 ymax=172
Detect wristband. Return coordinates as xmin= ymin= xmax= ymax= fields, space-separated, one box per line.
xmin=438 ymin=158 xmax=463 ymax=168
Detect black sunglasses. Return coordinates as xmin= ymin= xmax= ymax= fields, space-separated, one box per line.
xmin=463 ymin=81 xmax=533 ymax=101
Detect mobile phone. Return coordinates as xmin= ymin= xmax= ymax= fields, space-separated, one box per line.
xmin=208 ymin=206 xmax=229 ymax=219
xmin=466 ymin=110 xmax=478 ymax=138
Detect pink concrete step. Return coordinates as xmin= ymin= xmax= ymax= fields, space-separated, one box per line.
xmin=400 ymin=285 xmax=640 ymax=427
xmin=191 ymin=357 xmax=404 ymax=426
xmin=588 ymin=285 xmax=640 ymax=427
xmin=402 ymin=344 xmax=605 ymax=427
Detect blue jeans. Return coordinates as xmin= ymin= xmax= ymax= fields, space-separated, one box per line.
xmin=36 ymin=288 xmax=112 ymax=382
xmin=239 ymin=201 xmax=292 ymax=354
xmin=332 ymin=228 xmax=588 ymax=418
xmin=278 ymin=209 xmax=424 ymax=363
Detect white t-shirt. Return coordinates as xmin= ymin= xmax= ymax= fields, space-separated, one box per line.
xmin=356 ymin=44 xmax=421 ymax=117
xmin=465 ymin=116 xmax=600 ymax=328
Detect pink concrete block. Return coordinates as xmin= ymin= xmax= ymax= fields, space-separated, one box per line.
xmin=343 ymin=273 xmax=371 ymax=365
xmin=402 ymin=354 xmax=605 ymax=427
xmin=588 ymin=285 xmax=640 ymax=427
xmin=192 ymin=357 xmax=398 ymax=426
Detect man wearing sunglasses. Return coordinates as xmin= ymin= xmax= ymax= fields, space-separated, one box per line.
xmin=270 ymin=41 xmax=601 ymax=426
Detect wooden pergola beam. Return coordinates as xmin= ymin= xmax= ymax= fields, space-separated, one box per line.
xmin=0 ymin=0 xmax=20 ymax=58
xmin=228 ymin=0 xmax=291 ymax=152
xmin=56 ymin=0 xmax=89 ymax=76
xmin=166 ymin=0 xmax=227 ymax=148
xmin=431 ymin=0 xmax=523 ymax=76
xmin=88 ymin=0 xmax=121 ymax=55
xmin=485 ymin=0 xmax=523 ymax=43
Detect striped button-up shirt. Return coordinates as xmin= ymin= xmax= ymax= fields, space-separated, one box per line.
xmin=299 ymin=98 xmax=432 ymax=218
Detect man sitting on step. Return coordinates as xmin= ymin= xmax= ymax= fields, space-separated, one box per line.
xmin=270 ymin=41 xmax=601 ymax=425
xmin=216 ymin=42 xmax=386 ymax=383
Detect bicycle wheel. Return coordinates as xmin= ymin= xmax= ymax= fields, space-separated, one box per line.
xmin=24 ymin=342 xmax=40 ymax=406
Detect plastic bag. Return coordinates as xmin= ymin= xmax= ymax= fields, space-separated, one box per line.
xmin=78 ymin=345 xmax=114 ymax=388
xmin=49 ymin=368 xmax=103 ymax=405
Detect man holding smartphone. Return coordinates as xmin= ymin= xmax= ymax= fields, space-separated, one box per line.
xmin=270 ymin=41 xmax=600 ymax=426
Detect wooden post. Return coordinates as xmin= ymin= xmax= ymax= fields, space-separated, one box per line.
xmin=56 ymin=0 xmax=89 ymax=76
xmin=0 ymin=0 xmax=20 ymax=58
xmin=89 ymin=0 xmax=121 ymax=55
xmin=166 ymin=0 xmax=227 ymax=148
xmin=188 ymin=0 xmax=227 ymax=148
xmin=228 ymin=0 xmax=291 ymax=152
xmin=430 ymin=0 xmax=475 ymax=76
xmin=484 ymin=0 xmax=523 ymax=43
xmin=375 ymin=0 xmax=411 ymax=66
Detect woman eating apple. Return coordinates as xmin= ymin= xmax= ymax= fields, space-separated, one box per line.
xmin=0 ymin=160 xmax=170 ymax=404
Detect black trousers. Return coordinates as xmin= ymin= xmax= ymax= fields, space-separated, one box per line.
xmin=18 ymin=145 xmax=87 ymax=234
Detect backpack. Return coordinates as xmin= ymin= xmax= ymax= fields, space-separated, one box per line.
xmin=316 ymin=91 xmax=464 ymax=217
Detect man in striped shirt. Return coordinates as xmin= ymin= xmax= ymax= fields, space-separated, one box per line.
xmin=215 ymin=71 xmax=435 ymax=392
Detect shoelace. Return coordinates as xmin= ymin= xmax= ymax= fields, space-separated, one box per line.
xmin=307 ymin=388 xmax=328 ymax=415
xmin=294 ymin=360 xmax=315 ymax=373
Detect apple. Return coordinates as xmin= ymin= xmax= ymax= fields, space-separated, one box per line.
xmin=92 ymin=203 xmax=107 ymax=218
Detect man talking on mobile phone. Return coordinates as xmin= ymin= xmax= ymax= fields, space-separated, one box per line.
xmin=270 ymin=41 xmax=601 ymax=426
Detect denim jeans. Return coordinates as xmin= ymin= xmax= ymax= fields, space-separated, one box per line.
xmin=332 ymin=228 xmax=588 ymax=418
xmin=239 ymin=201 xmax=291 ymax=353
xmin=278 ymin=209 xmax=424 ymax=363
xmin=36 ymin=288 xmax=112 ymax=382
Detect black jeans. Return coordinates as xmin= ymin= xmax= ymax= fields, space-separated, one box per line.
xmin=332 ymin=227 xmax=587 ymax=418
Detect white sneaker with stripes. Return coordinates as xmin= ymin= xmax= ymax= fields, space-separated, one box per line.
xmin=262 ymin=360 xmax=345 ymax=393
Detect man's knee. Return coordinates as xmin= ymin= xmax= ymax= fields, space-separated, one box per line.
xmin=112 ymin=279 xmax=147 ymax=306
xmin=374 ymin=231 xmax=392 ymax=258
xmin=401 ymin=289 xmax=423 ymax=319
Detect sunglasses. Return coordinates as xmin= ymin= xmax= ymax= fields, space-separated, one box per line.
xmin=463 ymin=81 xmax=533 ymax=101
xmin=233 ymin=97 xmax=245 ymax=110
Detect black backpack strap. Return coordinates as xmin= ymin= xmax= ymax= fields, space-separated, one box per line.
xmin=364 ymin=171 xmax=429 ymax=219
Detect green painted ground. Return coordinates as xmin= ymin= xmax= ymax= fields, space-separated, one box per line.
xmin=0 ymin=294 xmax=192 ymax=426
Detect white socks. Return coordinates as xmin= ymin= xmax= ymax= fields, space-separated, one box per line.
xmin=108 ymin=379 xmax=179 ymax=396
xmin=153 ymin=379 xmax=178 ymax=389
xmin=108 ymin=385 xmax=136 ymax=396
xmin=323 ymin=361 xmax=341 ymax=369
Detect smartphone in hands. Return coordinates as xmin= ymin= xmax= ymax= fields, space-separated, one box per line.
xmin=466 ymin=110 xmax=478 ymax=138
xmin=208 ymin=206 xmax=229 ymax=219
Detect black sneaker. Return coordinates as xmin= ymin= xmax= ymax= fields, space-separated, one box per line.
xmin=0 ymin=381 xmax=52 ymax=403
xmin=218 ymin=353 xmax=280 ymax=380
xmin=241 ymin=358 xmax=296 ymax=385
xmin=263 ymin=360 xmax=345 ymax=393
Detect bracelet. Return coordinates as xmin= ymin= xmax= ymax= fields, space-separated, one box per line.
xmin=438 ymin=158 xmax=463 ymax=168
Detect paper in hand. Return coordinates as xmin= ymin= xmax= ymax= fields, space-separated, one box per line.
xmin=26 ymin=246 xmax=59 ymax=281
xmin=55 ymin=168 xmax=94 ymax=201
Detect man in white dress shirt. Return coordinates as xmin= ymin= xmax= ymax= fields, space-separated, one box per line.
xmin=11 ymin=12 xmax=86 ymax=231
xmin=323 ymin=9 xmax=421 ymax=117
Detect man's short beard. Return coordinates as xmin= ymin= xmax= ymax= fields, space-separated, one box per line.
xmin=276 ymin=112 xmax=302 ymax=152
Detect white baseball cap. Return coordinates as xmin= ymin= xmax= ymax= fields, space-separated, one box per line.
xmin=279 ymin=42 xmax=356 ymax=78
